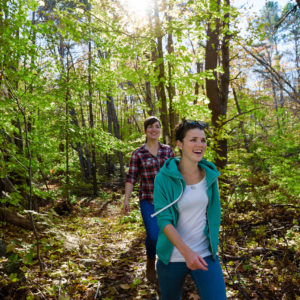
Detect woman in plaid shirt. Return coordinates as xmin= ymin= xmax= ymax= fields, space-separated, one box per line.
xmin=123 ymin=116 xmax=174 ymax=283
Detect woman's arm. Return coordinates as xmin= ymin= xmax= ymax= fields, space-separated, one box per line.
xmin=163 ymin=224 xmax=208 ymax=271
xmin=123 ymin=182 xmax=134 ymax=215
xmin=124 ymin=150 xmax=140 ymax=215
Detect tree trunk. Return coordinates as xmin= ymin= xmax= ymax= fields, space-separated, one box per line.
xmin=194 ymin=62 xmax=203 ymax=104
xmin=267 ymin=46 xmax=281 ymax=130
xmin=0 ymin=207 xmax=37 ymax=230
xmin=205 ymin=0 xmax=229 ymax=169
xmin=88 ymin=37 xmax=98 ymax=196
xmin=69 ymin=105 xmax=90 ymax=181
xmin=218 ymin=0 xmax=230 ymax=167
xmin=107 ymin=95 xmax=125 ymax=179
xmin=154 ymin=0 xmax=169 ymax=144
xmin=12 ymin=118 xmax=23 ymax=153
xmin=106 ymin=95 xmax=115 ymax=177
xmin=145 ymin=77 xmax=154 ymax=115
xmin=205 ymin=8 xmax=221 ymax=161
xmin=232 ymin=88 xmax=251 ymax=153
xmin=294 ymin=29 xmax=300 ymax=94
xmin=65 ymin=49 xmax=70 ymax=202
xmin=167 ymin=19 xmax=177 ymax=148
xmin=68 ymin=50 xmax=92 ymax=182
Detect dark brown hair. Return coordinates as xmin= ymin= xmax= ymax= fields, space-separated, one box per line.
xmin=144 ymin=116 xmax=161 ymax=131
xmin=175 ymin=120 xmax=208 ymax=142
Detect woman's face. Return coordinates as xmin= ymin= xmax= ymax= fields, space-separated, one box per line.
xmin=177 ymin=128 xmax=207 ymax=162
xmin=145 ymin=121 xmax=161 ymax=141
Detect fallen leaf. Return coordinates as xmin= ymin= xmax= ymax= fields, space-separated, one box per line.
xmin=120 ymin=283 xmax=131 ymax=290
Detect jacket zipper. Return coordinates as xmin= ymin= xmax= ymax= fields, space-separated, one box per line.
xmin=151 ymin=178 xmax=184 ymax=218
xmin=206 ymin=177 xmax=217 ymax=259
xmin=207 ymin=209 xmax=214 ymax=259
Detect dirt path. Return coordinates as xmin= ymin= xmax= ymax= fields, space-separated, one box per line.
xmin=1 ymin=196 xmax=199 ymax=299
xmin=1 ymin=193 xmax=299 ymax=299
xmin=74 ymin=198 xmax=199 ymax=299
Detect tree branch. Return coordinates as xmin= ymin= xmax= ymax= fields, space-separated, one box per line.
xmin=223 ymin=108 xmax=257 ymax=125
xmin=242 ymin=46 xmax=300 ymax=104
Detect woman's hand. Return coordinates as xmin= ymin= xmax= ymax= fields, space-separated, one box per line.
xmin=163 ymin=224 xmax=208 ymax=271
xmin=184 ymin=249 xmax=208 ymax=271
xmin=123 ymin=198 xmax=130 ymax=215
xmin=123 ymin=182 xmax=133 ymax=215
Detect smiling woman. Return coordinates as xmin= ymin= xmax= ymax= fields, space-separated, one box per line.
xmin=153 ymin=120 xmax=227 ymax=299
xmin=123 ymin=116 xmax=174 ymax=283
xmin=120 ymin=0 xmax=151 ymax=17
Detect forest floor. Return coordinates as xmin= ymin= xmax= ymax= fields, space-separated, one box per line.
xmin=0 ymin=186 xmax=299 ymax=299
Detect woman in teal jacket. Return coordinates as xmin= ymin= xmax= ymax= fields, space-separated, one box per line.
xmin=153 ymin=120 xmax=226 ymax=300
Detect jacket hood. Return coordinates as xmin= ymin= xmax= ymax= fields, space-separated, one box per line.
xmin=159 ymin=157 xmax=182 ymax=178
xmin=160 ymin=157 xmax=220 ymax=183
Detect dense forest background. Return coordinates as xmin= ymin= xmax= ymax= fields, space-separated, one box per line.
xmin=0 ymin=0 xmax=299 ymax=299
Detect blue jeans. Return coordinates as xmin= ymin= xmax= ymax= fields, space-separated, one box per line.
xmin=140 ymin=200 xmax=159 ymax=259
xmin=157 ymin=256 xmax=226 ymax=300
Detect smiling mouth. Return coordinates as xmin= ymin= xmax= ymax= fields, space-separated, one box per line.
xmin=194 ymin=150 xmax=203 ymax=154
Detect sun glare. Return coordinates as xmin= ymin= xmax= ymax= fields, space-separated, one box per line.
xmin=121 ymin=0 xmax=151 ymax=17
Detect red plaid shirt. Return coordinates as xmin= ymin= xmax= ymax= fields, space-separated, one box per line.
xmin=126 ymin=143 xmax=174 ymax=203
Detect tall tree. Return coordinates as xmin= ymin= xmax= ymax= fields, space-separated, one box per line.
xmin=165 ymin=2 xmax=178 ymax=148
xmin=281 ymin=2 xmax=300 ymax=95
xmin=87 ymin=4 xmax=98 ymax=196
xmin=153 ymin=0 xmax=170 ymax=144
xmin=205 ymin=0 xmax=231 ymax=168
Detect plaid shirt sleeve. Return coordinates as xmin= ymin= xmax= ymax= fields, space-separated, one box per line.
xmin=126 ymin=150 xmax=140 ymax=185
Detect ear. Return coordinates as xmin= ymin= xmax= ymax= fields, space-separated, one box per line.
xmin=176 ymin=140 xmax=182 ymax=150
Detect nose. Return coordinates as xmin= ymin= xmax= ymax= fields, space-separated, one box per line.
xmin=196 ymin=140 xmax=205 ymax=146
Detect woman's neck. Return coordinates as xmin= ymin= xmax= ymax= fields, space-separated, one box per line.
xmin=145 ymin=139 xmax=159 ymax=156
xmin=146 ymin=139 xmax=159 ymax=147
xmin=178 ymin=157 xmax=203 ymax=185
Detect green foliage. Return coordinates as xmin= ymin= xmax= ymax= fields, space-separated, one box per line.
xmin=0 ymin=1 xmax=299 ymax=296
xmin=119 ymin=208 xmax=141 ymax=225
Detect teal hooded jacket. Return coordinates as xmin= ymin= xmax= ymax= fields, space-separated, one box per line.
xmin=153 ymin=157 xmax=221 ymax=265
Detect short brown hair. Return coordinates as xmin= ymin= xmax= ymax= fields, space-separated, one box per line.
xmin=144 ymin=116 xmax=161 ymax=131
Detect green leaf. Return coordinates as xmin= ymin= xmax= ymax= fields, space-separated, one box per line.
xmin=22 ymin=252 xmax=34 ymax=265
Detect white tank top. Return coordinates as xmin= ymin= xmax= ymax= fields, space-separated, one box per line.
xmin=170 ymin=176 xmax=211 ymax=262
